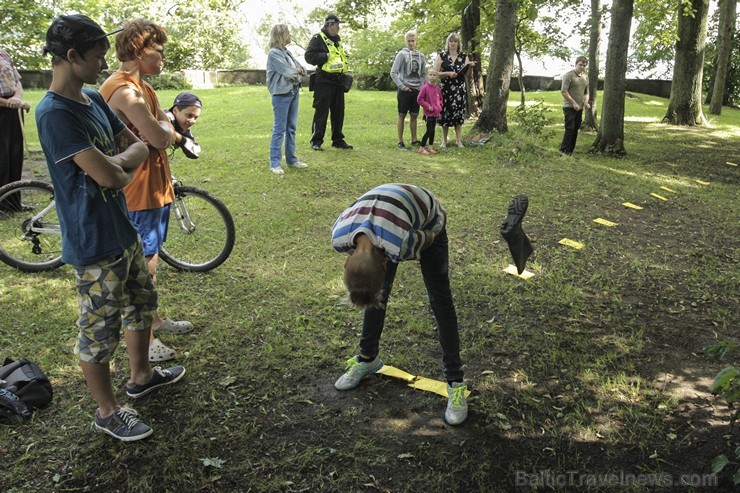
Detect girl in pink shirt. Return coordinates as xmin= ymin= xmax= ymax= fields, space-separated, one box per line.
xmin=416 ymin=69 xmax=443 ymax=155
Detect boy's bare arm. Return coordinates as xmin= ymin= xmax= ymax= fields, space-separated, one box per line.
xmin=73 ymin=130 xmax=148 ymax=189
xmin=108 ymin=86 xmax=173 ymax=150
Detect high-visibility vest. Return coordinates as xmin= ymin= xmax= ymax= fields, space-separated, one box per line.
xmin=319 ymin=32 xmax=347 ymax=74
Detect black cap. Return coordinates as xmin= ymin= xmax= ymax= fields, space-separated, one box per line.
xmin=325 ymin=14 xmax=342 ymax=24
xmin=171 ymin=92 xmax=202 ymax=110
xmin=44 ymin=15 xmax=122 ymax=57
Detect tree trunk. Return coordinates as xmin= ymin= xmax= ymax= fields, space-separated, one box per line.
xmin=663 ymin=0 xmax=710 ymax=125
xmin=709 ymin=0 xmax=737 ymax=115
xmin=583 ymin=0 xmax=602 ymax=130
xmin=591 ymin=0 xmax=633 ymax=155
xmin=462 ymin=0 xmax=485 ymax=116
xmin=474 ymin=0 xmax=518 ymax=134
xmin=515 ymin=47 xmax=525 ymax=106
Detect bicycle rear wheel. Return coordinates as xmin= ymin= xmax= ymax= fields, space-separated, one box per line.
xmin=159 ymin=185 xmax=235 ymax=272
xmin=0 ymin=180 xmax=64 ymax=272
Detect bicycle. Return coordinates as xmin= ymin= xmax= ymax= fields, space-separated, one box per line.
xmin=0 ymin=176 xmax=235 ymax=273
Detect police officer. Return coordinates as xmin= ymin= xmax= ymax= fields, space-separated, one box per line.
xmin=305 ymin=14 xmax=353 ymax=151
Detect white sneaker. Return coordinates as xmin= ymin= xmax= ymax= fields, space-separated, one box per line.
xmin=288 ymin=161 xmax=308 ymax=168
xmin=270 ymin=166 xmax=284 ymax=174
xmin=445 ymin=382 xmax=468 ymax=425
xmin=334 ymin=356 xmax=384 ymax=390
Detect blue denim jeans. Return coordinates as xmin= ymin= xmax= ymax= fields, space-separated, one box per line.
xmin=359 ymin=228 xmax=464 ymax=382
xmin=270 ymin=90 xmax=299 ymax=168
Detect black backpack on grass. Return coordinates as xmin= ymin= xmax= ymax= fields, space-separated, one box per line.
xmin=0 ymin=358 xmax=53 ymax=424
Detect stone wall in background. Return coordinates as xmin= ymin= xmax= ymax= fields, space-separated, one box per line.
xmin=19 ymin=69 xmax=673 ymax=99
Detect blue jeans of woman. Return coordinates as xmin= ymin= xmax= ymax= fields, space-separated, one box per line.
xmin=270 ymin=90 xmax=299 ymax=168
xmin=359 ymin=228 xmax=464 ymax=382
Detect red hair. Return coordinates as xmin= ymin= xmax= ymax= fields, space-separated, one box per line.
xmin=115 ymin=18 xmax=167 ymax=62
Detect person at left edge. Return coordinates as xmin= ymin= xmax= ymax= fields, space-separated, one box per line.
xmin=0 ymin=49 xmax=31 ymax=211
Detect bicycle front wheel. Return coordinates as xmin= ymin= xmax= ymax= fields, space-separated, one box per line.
xmin=0 ymin=180 xmax=64 ymax=272
xmin=159 ymin=186 xmax=235 ymax=272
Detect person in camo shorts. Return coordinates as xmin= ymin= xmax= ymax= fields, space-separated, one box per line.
xmin=35 ymin=14 xmax=185 ymax=442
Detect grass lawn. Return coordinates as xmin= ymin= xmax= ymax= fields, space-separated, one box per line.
xmin=1 ymin=86 xmax=739 ymax=492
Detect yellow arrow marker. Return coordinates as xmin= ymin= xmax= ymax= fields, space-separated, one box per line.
xmin=650 ymin=193 xmax=668 ymax=201
xmin=727 ymin=161 xmax=737 ymax=167
xmin=660 ymin=186 xmax=677 ymax=193
xmin=377 ymin=365 xmax=471 ymax=398
xmin=696 ymin=179 xmax=710 ymax=185
xmin=504 ymin=265 xmax=535 ymax=279
xmin=409 ymin=377 xmax=450 ymax=398
xmin=559 ymin=238 xmax=585 ymax=249
xmin=623 ymin=202 xmax=643 ymax=210
xmin=593 ymin=218 xmax=618 ymax=227
xmin=377 ymin=365 xmax=416 ymax=382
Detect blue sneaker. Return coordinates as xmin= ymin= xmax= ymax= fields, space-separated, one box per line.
xmin=445 ymin=382 xmax=468 ymax=425
xmin=94 ymin=407 xmax=152 ymax=441
xmin=334 ymin=356 xmax=384 ymax=390
xmin=126 ymin=365 xmax=186 ymax=398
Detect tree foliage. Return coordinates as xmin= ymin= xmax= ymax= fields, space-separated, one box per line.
xmin=2 ymin=0 xmax=250 ymax=70
xmin=0 ymin=0 xmax=55 ymax=69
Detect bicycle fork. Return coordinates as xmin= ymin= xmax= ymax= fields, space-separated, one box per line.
xmin=172 ymin=196 xmax=197 ymax=234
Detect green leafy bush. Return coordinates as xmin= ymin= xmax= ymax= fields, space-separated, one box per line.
xmin=145 ymin=72 xmax=191 ymax=91
xmin=705 ymin=342 xmax=739 ymax=486
xmin=511 ymin=100 xmax=553 ymax=137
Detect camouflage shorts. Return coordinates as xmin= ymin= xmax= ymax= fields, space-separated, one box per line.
xmin=73 ymin=241 xmax=158 ymax=364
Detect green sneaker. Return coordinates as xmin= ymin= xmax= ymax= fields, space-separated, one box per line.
xmin=334 ymin=356 xmax=384 ymax=390
xmin=445 ymin=382 xmax=468 ymax=425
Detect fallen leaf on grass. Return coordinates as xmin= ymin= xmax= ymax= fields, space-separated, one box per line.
xmin=218 ymin=376 xmax=237 ymax=387
xmin=200 ymin=457 xmax=226 ymax=468
xmin=295 ymin=399 xmax=314 ymax=405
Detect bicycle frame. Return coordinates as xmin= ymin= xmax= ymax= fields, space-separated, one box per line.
xmin=23 ymin=202 xmax=61 ymax=237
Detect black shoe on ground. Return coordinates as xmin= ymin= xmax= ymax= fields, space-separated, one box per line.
xmin=332 ymin=141 xmax=353 ymax=149
xmin=94 ymin=407 xmax=153 ymax=441
xmin=397 ymin=142 xmax=407 ymax=150
xmin=126 ymin=365 xmax=186 ymax=398
xmin=311 ymin=143 xmax=323 ymax=151
xmin=411 ymin=140 xmax=421 ymax=146
xmin=500 ymin=195 xmax=533 ymax=275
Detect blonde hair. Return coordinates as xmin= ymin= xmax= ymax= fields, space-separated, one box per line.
xmin=405 ymin=30 xmax=417 ymax=41
xmin=344 ymin=249 xmax=386 ymax=309
xmin=445 ymin=32 xmax=460 ymax=53
xmin=269 ymin=24 xmax=291 ymax=49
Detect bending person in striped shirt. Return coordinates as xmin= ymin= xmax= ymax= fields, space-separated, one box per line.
xmin=331 ymin=183 xmax=468 ymax=425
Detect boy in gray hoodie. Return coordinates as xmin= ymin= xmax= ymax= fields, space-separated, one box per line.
xmin=390 ymin=30 xmax=426 ymax=150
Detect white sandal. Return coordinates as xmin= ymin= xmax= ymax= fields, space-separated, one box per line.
xmin=149 ymin=338 xmax=176 ymax=362
xmin=154 ymin=318 xmax=193 ymax=336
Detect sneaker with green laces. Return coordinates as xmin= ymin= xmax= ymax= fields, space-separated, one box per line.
xmin=334 ymin=356 xmax=384 ymax=390
xmin=445 ymin=382 xmax=468 ymax=425
xmin=94 ymin=407 xmax=153 ymax=441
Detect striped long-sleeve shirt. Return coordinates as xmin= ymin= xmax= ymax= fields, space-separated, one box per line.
xmin=331 ymin=183 xmax=446 ymax=262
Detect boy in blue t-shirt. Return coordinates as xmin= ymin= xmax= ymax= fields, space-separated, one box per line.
xmin=35 ymin=14 xmax=185 ymax=441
